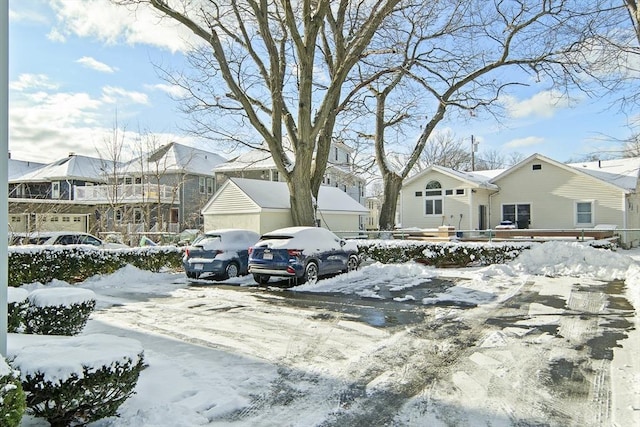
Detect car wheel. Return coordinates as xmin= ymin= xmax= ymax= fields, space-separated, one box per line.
xmin=347 ymin=255 xmax=359 ymax=272
xmin=225 ymin=262 xmax=240 ymax=279
xmin=304 ymin=261 xmax=319 ymax=286
xmin=253 ymin=274 xmax=270 ymax=285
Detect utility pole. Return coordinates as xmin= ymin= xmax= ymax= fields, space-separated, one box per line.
xmin=471 ymin=135 xmax=479 ymax=171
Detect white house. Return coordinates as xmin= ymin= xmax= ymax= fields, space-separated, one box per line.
xmin=400 ymin=154 xmax=640 ymax=247
xmin=201 ymin=177 xmax=369 ymax=234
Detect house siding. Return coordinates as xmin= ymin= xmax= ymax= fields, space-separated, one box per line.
xmin=207 ymin=184 xmax=260 ymax=214
xmin=490 ymin=159 xmax=624 ymax=229
xmin=317 ymin=212 xmax=362 ymax=232
xmin=259 ymin=211 xmax=292 ymax=234
xmin=203 ymin=212 xmax=262 ymax=233
xmin=401 ymin=171 xmax=489 ymax=230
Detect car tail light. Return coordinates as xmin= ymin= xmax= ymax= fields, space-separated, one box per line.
xmin=248 ymin=247 xmax=253 ymax=255
xmin=185 ymin=248 xmax=191 ymax=257
xmin=286 ymin=266 xmax=296 ymax=274
xmin=287 ymin=249 xmax=302 ymax=257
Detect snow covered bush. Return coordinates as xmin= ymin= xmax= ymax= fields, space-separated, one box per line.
xmin=25 ymin=288 xmax=96 ymax=336
xmin=8 ymin=245 xmax=183 ymax=286
xmin=9 ymin=334 xmax=144 ymax=427
xmin=7 ymin=287 xmax=29 ymax=333
xmin=355 ymin=240 xmax=535 ymax=266
xmin=0 ymin=356 xmax=26 ymax=427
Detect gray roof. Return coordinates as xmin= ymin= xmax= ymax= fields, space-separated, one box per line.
xmin=123 ymin=142 xmax=227 ymax=175
xmin=9 ymin=154 xmax=111 ymax=183
xmin=567 ymin=157 xmax=640 ymax=192
xmin=215 ymin=177 xmax=368 ymax=213
xmin=404 ymin=164 xmax=500 ymax=190
xmin=8 ymin=158 xmax=46 ymax=180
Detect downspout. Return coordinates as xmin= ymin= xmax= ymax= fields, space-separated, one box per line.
xmin=623 ymin=193 xmax=628 ymax=247
xmin=468 ymin=188 xmax=474 ymax=230
xmin=66 ymin=179 xmax=72 ymax=200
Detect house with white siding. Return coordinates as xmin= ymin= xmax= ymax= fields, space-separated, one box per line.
xmin=201 ymin=177 xmax=368 ymax=234
xmin=400 ymin=153 xmax=640 ymax=247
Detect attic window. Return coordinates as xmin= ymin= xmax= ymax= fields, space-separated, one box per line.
xmin=415 ymin=191 xmax=422 ymax=197
xmin=532 ymin=164 xmax=542 ymax=170
xmin=456 ymin=189 xmax=465 ymax=195
xmin=445 ymin=189 xmax=453 ymax=195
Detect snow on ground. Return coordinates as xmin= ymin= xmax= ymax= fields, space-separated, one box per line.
xmin=7 ymin=241 xmax=640 ymax=426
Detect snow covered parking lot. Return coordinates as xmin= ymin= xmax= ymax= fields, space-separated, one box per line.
xmin=12 ymin=241 xmax=640 ymax=426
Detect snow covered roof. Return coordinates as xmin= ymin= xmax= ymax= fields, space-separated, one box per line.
xmin=213 ymin=148 xmax=278 ymax=172
xmin=123 ymin=142 xmax=227 ymax=175
xmin=216 ymin=177 xmax=368 ymax=213
xmin=403 ymin=164 xmax=500 ymax=190
xmin=567 ymin=157 xmax=640 ymax=192
xmin=9 ymin=154 xmax=111 ymax=183
xmin=8 ymin=158 xmax=46 ymax=180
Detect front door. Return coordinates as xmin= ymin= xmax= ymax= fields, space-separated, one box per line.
xmin=517 ymin=204 xmax=531 ymax=228
xmin=478 ymin=205 xmax=487 ymax=230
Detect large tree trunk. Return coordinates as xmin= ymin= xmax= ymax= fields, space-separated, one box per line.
xmin=378 ymin=172 xmax=403 ymax=230
xmin=288 ymin=165 xmax=316 ymax=226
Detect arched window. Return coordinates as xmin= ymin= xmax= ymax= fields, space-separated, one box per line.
xmin=424 ymin=180 xmax=443 ymax=215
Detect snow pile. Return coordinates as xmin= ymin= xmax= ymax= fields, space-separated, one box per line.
xmin=7 ymin=287 xmax=28 ymax=304
xmin=509 ymin=241 xmax=633 ymax=279
xmin=8 ymin=334 xmax=143 ymax=383
xmin=27 ymin=288 xmax=96 ymax=307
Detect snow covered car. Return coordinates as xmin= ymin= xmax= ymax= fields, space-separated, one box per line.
xmin=13 ymin=231 xmax=128 ymax=249
xmin=248 ymin=226 xmax=360 ymax=285
xmin=183 ymin=229 xmax=260 ymax=280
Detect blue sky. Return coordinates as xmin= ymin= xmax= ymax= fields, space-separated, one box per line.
xmin=8 ymin=0 xmax=636 ymax=166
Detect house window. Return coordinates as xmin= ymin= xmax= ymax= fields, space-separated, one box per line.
xmin=124 ymin=177 xmax=133 ymax=185
xmin=272 ymin=170 xmax=279 ymax=181
xmin=456 ymin=189 xmax=465 ymax=195
xmin=50 ymin=216 xmax=59 ymax=222
xmin=73 ymin=217 xmax=81 ymax=223
xmin=199 ymin=177 xmax=206 ymax=194
xmin=532 ymin=164 xmax=542 ymax=170
xmin=425 ymin=180 xmax=443 ymax=215
xmin=334 ymin=147 xmax=339 ymax=161
xmin=135 ymin=177 xmax=142 ymax=184
xmin=425 ymin=199 xmax=443 ymax=215
xmin=206 ymin=177 xmax=214 ymax=194
xmin=133 ymin=208 xmax=143 ymax=223
xmin=445 ymin=189 xmax=453 ymax=195
xmin=502 ymin=204 xmax=531 ymax=227
xmin=51 ymin=182 xmax=60 ymax=199
xmin=576 ymin=201 xmax=593 ymax=225
xmin=62 ymin=216 xmax=70 ymax=222
xmin=415 ymin=191 xmax=422 ymax=197
xmin=115 ymin=209 xmax=123 ymax=222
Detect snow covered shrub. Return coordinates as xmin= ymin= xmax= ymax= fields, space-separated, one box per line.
xmin=356 ymin=240 xmax=534 ymax=266
xmin=25 ymin=288 xmax=96 ymax=336
xmin=7 ymin=287 xmax=29 ymax=333
xmin=10 ymin=334 xmax=144 ymax=427
xmin=8 ymin=245 xmax=183 ymax=286
xmin=0 ymin=356 xmax=26 ymax=427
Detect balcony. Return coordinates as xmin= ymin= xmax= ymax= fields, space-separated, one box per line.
xmin=74 ymin=184 xmax=178 ymax=204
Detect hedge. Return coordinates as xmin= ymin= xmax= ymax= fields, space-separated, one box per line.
xmin=8 ymin=245 xmax=183 ymax=287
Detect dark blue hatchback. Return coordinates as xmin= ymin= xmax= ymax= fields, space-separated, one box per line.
xmin=248 ymin=227 xmax=359 ymax=285
xmin=183 ymin=229 xmax=260 ymax=281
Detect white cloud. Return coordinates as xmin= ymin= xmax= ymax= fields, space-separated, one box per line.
xmin=502 ymin=91 xmax=571 ymax=119
xmin=49 ymin=0 xmax=200 ymax=53
xmin=76 ymin=56 xmax=117 ymax=73
xmin=101 ymin=86 xmax=149 ymax=105
xmin=146 ymin=83 xmax=188 ymax=98
xmin=504 ymin=136 xmax=545 ymax=149
xmin=9 ymin=74 xmax=59 ymax=91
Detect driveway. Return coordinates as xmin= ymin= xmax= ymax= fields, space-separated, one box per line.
xmin=87 ymin=268 xmax=636 ymax=426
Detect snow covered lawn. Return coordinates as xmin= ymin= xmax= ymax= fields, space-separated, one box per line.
xmin=9 ymin=241 xmax=640 ymax=426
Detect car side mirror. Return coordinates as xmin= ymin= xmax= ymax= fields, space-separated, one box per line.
xmin=339 ymin=239 xmax=346 ymax=247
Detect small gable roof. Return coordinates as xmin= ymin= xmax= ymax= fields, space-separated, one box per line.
xmin=403 ymin=164 xmax=500 ymax=190
xmin=123 ymin=142 xmax=226 ymax=175
xmin=203 ymin=177 xmax=368 ymax=213
xmin=9 ymin=154 xmax=111 ymax=183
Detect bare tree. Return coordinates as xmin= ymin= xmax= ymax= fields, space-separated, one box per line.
xmin=419 ymin=131 xmax=471 ymax=170
xmin=348 ymin=0 xmax=625 ymax=230
xmin=116 ymin=0 xmax=401 ymax=226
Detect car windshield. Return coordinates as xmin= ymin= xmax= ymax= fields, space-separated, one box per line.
xmin=193 ymin=235 xmax=221 ymax=245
